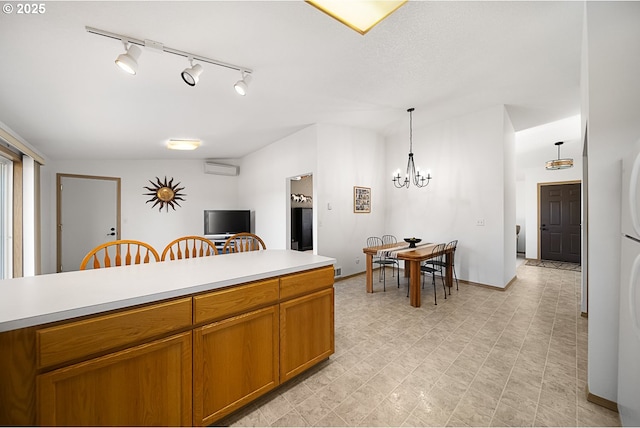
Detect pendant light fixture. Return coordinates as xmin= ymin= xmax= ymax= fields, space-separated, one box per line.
xmin=393 ymin=108 xmax=432 ymax=188
xmin=545 ymin=141 xmax=574 ymax=170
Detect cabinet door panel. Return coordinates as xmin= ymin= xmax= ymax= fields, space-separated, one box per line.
xmin=193 ymin=305 xmax=279 ymax=426
xmin=280 ymin=287 xmax=334 ymax=382
xmin=280 ymin=266 xmax=334 ymax=300
xmin=37 ymin=332 xmax=192 ymax=427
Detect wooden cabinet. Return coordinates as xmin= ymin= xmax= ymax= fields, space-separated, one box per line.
xmin=0 ymin=265 xmax=334 ymax=427
xmin=37 ymin=298 xmax=192 ymax=369
xmin=280 ymin=287 xmax=334 ymax=382
xmin=37 ymin=331 xmax=192 ymax=426
xmin=279 ymin=266 xmax=335 ymax=382
xmin=193 ymin=305 xmax=279 ymax=425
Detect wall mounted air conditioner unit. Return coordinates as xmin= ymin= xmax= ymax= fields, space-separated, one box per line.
xmin=204 ymin=161 xmax=239 ymax=176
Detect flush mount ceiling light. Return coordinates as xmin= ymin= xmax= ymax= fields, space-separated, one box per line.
xmin=115 ymin=42 xmax=141 ymax=75
xmin=167 ymin=139 xmax=201 ymax=151
xmin=86 ymin=26 xmax=253 ymax=94
xmin=181 ymin=58 xmax=204 ymax=87
xmin=234 ymin=71 xmax=252 ymax=96
xmin=545 ymin=141 xmax=574 ymax=170
xmin=306 ymin=0 xmax=407 ymax=35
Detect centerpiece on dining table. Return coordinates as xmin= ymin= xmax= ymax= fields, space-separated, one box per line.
xmin=404 ymin=237 xmax=422 ymax=248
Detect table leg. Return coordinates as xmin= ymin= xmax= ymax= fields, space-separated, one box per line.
xmin=445 ymin=251 xmax=453 ymax=290
xmin=366 ymin=253 xmax=373 ymax=293
xmin=409 ymin=260 xmax=421 ymax=307
xmin=404 ymin=260 xmax=409 ymax=278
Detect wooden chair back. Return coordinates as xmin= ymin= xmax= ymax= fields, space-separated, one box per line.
xmin=161 ymin=236 xmax=218 ymax=261
xmin=222 ymin=233 xmax=266 ymax=253
xmin=80 ymin=240 xmax=160 ymax=270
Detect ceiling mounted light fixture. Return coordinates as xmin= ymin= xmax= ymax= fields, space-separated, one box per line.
xmin=306 ymin=0 xmax=407 ymax=35
xmin=86 ymin=26 xmax=253 ymax=94
xmin=234 ymin=71 xmax=252 ymax=96
xmin=115 ymin=42 xmax=141 ymax=75
xmin=545 ymin=141 xmax=574 ymax=170
xmin=181 ymin=58 xmax=204 ymax=87
xmin=167 ymin=139 xmax=201 ymax=151
xmin=393 ymin=108 xmax=432 ymax=189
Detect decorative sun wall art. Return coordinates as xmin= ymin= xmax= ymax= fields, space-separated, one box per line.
xmin=143 ymin=176 xmax=186 ymax=212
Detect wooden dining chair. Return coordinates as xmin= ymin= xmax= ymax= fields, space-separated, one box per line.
xmin=222 ymin=232 xmax=266 ymax=253
xmin=80 ymin=240 xmax=160 ymax=270
xmin=419 ymin=243 xmax=447 ymax=305
xmin=161 ymin=236 xmax=219 ymax=261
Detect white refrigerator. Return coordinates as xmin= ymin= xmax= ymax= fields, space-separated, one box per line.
xmin=619 ymin=145 xmax=640 ymax=426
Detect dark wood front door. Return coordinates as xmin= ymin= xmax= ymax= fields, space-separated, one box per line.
xmin=540 ymin=183 xmax=581 ymax=263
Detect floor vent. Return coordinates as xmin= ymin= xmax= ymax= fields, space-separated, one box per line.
xmin=334 ymin=266 xmax=342 ymax=278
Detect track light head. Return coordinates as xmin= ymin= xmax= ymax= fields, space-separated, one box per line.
xmin=181 ymin=59 xmax=204 ymax=86
xmin=234 ymin=72 xmax=252 ymax=96
xmin=115 ymin=43 xmax=141 ymax=75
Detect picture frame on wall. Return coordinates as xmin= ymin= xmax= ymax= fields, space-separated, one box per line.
xmin=353 ymin=186 xmax=371 ymax=213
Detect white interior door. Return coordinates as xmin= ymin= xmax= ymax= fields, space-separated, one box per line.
xmin=58 ymin=175 xmax=120 ymax=272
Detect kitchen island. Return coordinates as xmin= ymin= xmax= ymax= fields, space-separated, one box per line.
xmin=0 ymin=250 xmax=336 ymax=426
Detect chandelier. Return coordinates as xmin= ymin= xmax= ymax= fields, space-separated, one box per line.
xmin=545 ymin=141 xmax=574 ymax=170
xmin=393 ymin=108 xmax=432 ymax=188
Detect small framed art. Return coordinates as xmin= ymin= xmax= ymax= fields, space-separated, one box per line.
xmin=353 ymin=186 xmax=371 ymax=213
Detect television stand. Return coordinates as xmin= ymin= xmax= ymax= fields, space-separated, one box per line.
xmin=204 ymin=234 xmax=234 ymax=253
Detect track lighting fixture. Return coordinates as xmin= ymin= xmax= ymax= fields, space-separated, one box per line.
xmin=181 ymin=58 xmax=204 ymax=87
xmin=86 ymin=26 xmax=253 ymax=94
xmin=115 ymin=42 xmax=141 ymax=75
xmin=234 ymin=71 xmax=252 ymax=96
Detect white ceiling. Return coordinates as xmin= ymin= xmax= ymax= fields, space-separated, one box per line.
xmin=0 ymin=1 xmax=584 ymax=161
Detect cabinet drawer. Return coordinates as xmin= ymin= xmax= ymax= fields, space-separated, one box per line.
xmin=280 ymin=266 xmax=334 ymax=301
xmin=193 ymin=279 xmax=279 ymax=325
xmin=37 ymin=298 xmax=192 ymax=369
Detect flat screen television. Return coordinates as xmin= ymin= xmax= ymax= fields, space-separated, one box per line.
xmin=204 ymin=210 xmax=251 ymax=235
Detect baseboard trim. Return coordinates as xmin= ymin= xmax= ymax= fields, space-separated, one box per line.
xmin=334 ymin=271 xmax=365 ymax=282
xmin=349 ymin=269 xmax=515 ymax=292
xmin=459 ymin=277 xmax=514 ymax=292
xmin=586 ymin=384 xmax=619 ymax=412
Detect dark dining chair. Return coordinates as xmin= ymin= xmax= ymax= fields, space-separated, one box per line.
xmin=381 ymin=234 xmax=400 ymax=288
xmin=367 ymin=236 xmax=396 ymax=291
xmin=419 ymin=243 xmax=447 ymax=305
xmin=424 ymin=239 xmax=459 ymax=294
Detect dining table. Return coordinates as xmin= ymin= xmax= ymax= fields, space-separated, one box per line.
xmin=362 ymin=241 xmax=454 ymax=307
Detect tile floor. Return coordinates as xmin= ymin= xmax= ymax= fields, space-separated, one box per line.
xmin=217 ymin=263 xmax=621 ymax=427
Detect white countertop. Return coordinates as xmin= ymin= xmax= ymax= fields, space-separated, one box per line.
xmin=0 ymin=250 xmax=336 ymax=333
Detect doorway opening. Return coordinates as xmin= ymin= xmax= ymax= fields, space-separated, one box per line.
xmin=538 ymin=181 xmax=581 ymax=263
xmin=289 ymin=174 xmax=313 ymax=252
